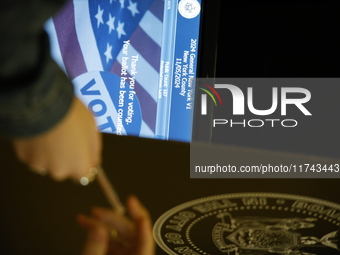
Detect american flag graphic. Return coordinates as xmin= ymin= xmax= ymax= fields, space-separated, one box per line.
xmin=45 ymin=0 xmax=164 ymax=138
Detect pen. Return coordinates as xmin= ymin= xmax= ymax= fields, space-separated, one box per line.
xmin=80 ymin=166 xmax=125 ymax=215
xmin=97 ymin=166 xmax=125 ymax=215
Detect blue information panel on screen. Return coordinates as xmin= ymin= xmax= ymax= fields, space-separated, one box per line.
xmin=45 ymin=0 xmax=201 ymax=142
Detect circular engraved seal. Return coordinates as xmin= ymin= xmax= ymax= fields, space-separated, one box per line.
xmin=153 ymin=193 xmax=340 ymax=255
xmin=178 ymin=0 xmax=201 ymax=19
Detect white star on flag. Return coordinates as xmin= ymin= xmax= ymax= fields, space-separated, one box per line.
xmin=95 ymin=5 xmax=104 ymax=28
xmin=104 ymin=43 xmax=113 ymax=62
xmin=106 ymin=13 xmax=115 ymax=34
xmin=119 ymin=0 xmax=125 ymax=8
xmin=116 ymin=21 xmax=126 ymax=39
xmin=127 ymin=0 xmax=139 ymax=17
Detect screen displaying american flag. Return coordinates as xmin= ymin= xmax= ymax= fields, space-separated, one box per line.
xmin=45 ymin=0 xmax=164 ymax=138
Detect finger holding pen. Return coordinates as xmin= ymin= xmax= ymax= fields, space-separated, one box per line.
xmin=77 ymin=166 xmax=155 ymax=254
xmin=78 ymin=195 xmax=155 ymax=255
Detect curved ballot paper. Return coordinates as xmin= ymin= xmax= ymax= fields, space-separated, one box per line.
xmin=45 ymin=0 xmax=202 ymax=142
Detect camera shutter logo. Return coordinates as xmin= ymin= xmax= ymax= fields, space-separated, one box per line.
xmin=199 ymin=83 xmax=223 ymax=115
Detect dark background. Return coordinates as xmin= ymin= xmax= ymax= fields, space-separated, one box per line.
xmin=1 ymin=135 xmax=340 ymax=255
xmin=195 ymin=1 xmax=340 ymax=159
xmin=216 ymin=1 xmax=340 ymax=78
